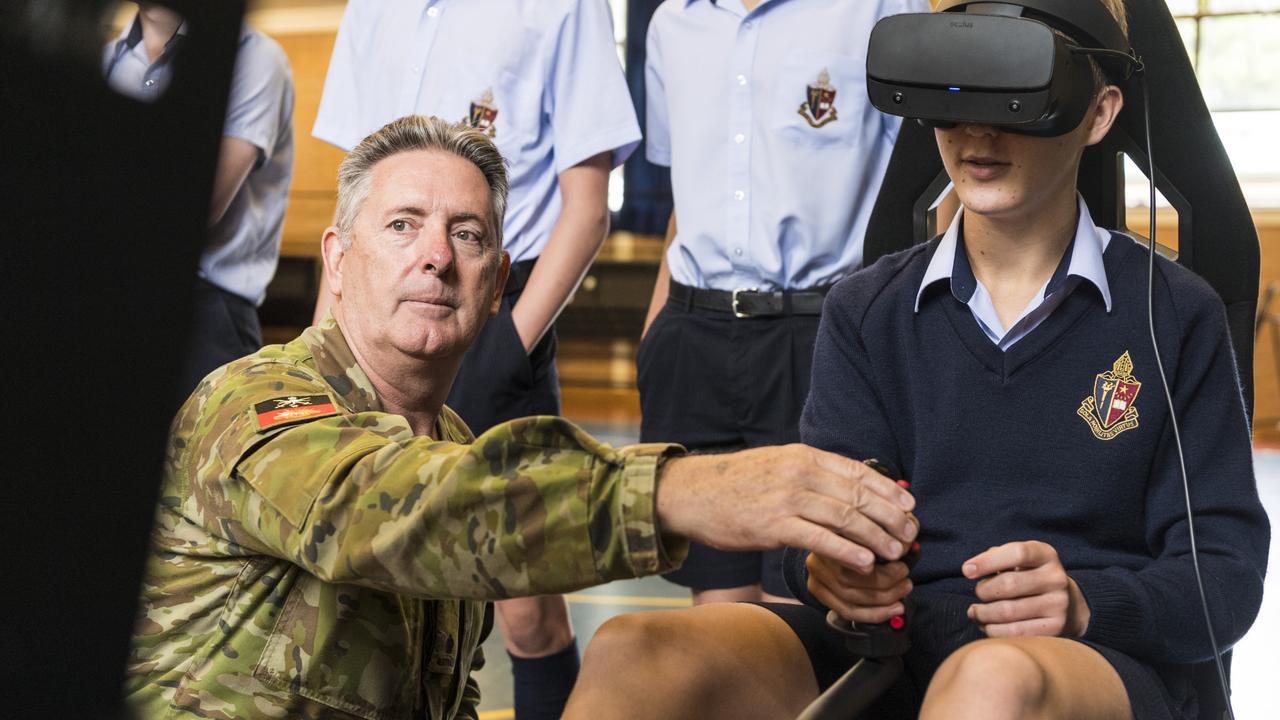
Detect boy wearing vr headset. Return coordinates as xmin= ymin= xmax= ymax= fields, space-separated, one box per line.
xmin=564 ymin=1 xmax=1269 ymax=718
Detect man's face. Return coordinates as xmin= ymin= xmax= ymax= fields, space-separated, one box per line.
xmin=326 ymin=149 xmax=506 ymax=364
xmin=934 ymin=87 xmax=1121 ymax=223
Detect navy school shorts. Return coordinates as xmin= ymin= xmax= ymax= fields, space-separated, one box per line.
xmin=638 ymin=299 xmax=821 ymax=596
xmin=757 ymin=597 xmax=1185 ymax=720
xmin=446 ymin=259 xmax=560 ymax=435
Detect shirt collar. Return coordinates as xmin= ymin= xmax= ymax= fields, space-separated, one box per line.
xmin=108 ymin=15 xmax=191 ymax=65
xmin=915 ymin=194 xmax=1113 ymax=313
xmin=300 ymin=315 xmax=473 ymax=442
xmin=302 ymin=314 xmax=384 ymax=414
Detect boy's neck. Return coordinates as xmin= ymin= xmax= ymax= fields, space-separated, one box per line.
xmin=960 ymin=191 xmax=1079 ymax=331
xmin=137 ymin=6 xmax=183 ymax=63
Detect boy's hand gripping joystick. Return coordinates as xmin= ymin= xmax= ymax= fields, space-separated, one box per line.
xmin=796 ymin=460 xmax=918 ymax=720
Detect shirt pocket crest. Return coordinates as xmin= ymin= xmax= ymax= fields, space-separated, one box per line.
xmin=771 ymin=50 xmax=868 ymax=149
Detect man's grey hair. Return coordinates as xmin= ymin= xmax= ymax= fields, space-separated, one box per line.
xmin=334 ymin=115 xmax=509 ymax=249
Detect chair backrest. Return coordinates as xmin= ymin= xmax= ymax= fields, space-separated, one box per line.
xmin=864 ymin=0 xmax=1259 ymax=420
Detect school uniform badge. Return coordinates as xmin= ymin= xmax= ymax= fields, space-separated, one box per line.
xmin=255 ymin=395 xmax=338 ymax=431
xmin=798 ymin=68 xmax=838 ymax=128
xmin=465 ymin=88 xmax=499 ymax=138
xmin=1077 ymin=352 xmax=1142 ymax=440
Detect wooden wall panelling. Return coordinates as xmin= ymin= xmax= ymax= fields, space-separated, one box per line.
xmin=276 ymin=31 xmax=341 ymax=259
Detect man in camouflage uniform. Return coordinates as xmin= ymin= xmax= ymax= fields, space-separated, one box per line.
xmin=125 ymin=115 xmax=918 ymax=719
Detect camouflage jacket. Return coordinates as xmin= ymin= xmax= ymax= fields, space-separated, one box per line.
xmin=126 ymin=317 xmax=685 ymax=719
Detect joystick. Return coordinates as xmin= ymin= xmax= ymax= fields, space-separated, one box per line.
xmin=796 ymin=460 xmax=917 ymax=720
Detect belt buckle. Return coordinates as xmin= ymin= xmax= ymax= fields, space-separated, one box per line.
xmin=731 ymin=287 xmax=759 ymax=318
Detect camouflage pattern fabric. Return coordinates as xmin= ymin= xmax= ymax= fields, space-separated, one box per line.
xmin=125 ymin=316 xmax=686 ymax=719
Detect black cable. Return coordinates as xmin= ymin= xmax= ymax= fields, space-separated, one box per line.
xmin=1072 ymin=45 xmax=1234 ymax=717
xmin=1072 ymin=46 xmax=1143 ymax=80
xmin=1136 ymin=71 xmax=1236 ymax=720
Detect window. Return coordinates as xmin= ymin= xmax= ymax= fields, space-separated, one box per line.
xmin=1127 ymin=0 xmax=1280 ymax=208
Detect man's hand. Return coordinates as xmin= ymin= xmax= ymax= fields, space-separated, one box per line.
xmin=963 ymin=540 xmax=1090 ymax=638
xmin=808 ymin=553 xmax=912 ymax=623
xmin=655 ymin=444 xmax=917 ymax=574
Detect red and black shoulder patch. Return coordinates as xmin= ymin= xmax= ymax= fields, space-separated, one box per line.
xmin=254 ymin=395 xmax=339 ymax=431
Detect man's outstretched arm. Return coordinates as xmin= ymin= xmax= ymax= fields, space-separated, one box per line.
xmin=182 ymin=367 xmax=917 ymax=599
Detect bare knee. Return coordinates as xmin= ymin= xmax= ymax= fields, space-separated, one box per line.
xmin=922 ymin=640 xmax=1050 ymax=720
xmin=579 ymin=612 xmax=686 ymax=681
xmin=567 ymin=612 xmax=708 ymax=720
xmin=496 ymin=596 xmax=573 ymax=657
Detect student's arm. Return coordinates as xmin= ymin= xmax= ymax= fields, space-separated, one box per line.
xmin=640 ymin=11 xmax=674 ymax=340
xmin=783 ymin=279 xmax=913 ymax=612
xmin=510 ymin=0 xmax=639 ymax=350
xmin=510 ymin=153 xmax=611 ymax=352
xmin=208 ymin=137 xmax=258 ymax=225
xmin=642 ymin=211 xmax=676 ymax=337
xmin=213 ymin=32 xmax=292 ymax=226
xmin=313 ymin=274 xmax=333 ymax=324
xmin=1065 ymin=284 xmax=1270 ymax=664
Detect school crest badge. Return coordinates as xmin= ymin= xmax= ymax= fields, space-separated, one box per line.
xmin=465 ymin=88 xmax=499 ymax=137
xmin=1077 ymin=351 xmax=1142 ymax=440
xmin=798 ymin=68 xmax=838 ymax=128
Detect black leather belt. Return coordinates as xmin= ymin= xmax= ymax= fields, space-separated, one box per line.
xmin=668 ymin=280 xmax=831 ymax=317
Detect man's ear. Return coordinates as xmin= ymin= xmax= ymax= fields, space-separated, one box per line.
xmin=490 ymin=251 xmax=511 ymax=316
xmin=320 ymin=226 xmax=347 ymax=299
xmin=1084 ymin=85 xmax=1124 ymax=147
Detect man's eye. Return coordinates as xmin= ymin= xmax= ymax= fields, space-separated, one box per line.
xmin=390 ymin=220 xmax=410 ymax=232
xmin=454 ymin=229 xmax=479 ymax=243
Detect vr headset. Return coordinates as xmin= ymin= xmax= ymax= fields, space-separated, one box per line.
xmin=866 ymin=0 xmax=1139 ymax=136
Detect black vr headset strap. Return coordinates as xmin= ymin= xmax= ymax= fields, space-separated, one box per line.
xmin=936 ymin=0 xmax=1130 ymax=54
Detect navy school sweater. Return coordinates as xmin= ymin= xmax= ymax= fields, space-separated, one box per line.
xmin=784 ymin=233 xmax=1269 ymax=672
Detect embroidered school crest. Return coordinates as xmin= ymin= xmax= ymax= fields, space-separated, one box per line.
xmin=1077 ymin=351 xmax=1142 ymax=440
xmin=465 ymin=88 xmax=499 ymax=137
xmin=797 ymin=68 xmax=838 ymax=128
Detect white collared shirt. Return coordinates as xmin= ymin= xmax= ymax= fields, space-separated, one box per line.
xmin=915 ymin=195 xmax=1114 ymax=351
xmin=105 ymin=18 xmax=295 ymax=306
xmin=313 ymin=0 xmax=641 ymax=263
xmin=646 ymin=0 xmax=929 ymax=291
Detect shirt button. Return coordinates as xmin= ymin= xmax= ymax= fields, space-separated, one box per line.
xmin=734 ymin=190 xmax=745 ymax=201
xmin=427 ymin=6 xmax=439 ymax=17
xmin=733 ymin=133 xmax=745 ymax=144
xmin=144 ymin=78 xmax=155 ymax=87
xmin=734 ymin=247 xmax=744 ymax=257
xmin=736 ymin=74 xmax=747 ymax=86
xmin=743 ymin=21 xmax=754 ymax=30
xmin=411 ymin=64 xmax=421 ymax=73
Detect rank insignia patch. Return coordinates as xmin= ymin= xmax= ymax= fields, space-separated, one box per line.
xmin=464 ymin=88 xmax=499 ymax=138
xmin=798 ymin=68 xmax=838 ymax=129
xmin=255 ymin=395 xmax=339 ymax=431
xmin=1077 ymin=352 xmax=1142 ymax=440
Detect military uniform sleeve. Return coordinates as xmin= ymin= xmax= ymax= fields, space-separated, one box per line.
xmin=182 ymin=362 xmax=686 ymax=600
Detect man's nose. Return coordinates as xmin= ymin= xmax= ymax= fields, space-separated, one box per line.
xmin=418 ymin=226 xmax=455 ymax=275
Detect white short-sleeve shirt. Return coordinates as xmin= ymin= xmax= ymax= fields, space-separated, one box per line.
xmin=646 ymin=0 xmax=929 ymax=291
xmin=314 ymin=0 xmax=641 ymax=263
xmin=105 ymin=19 xmax=295 ymax=306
